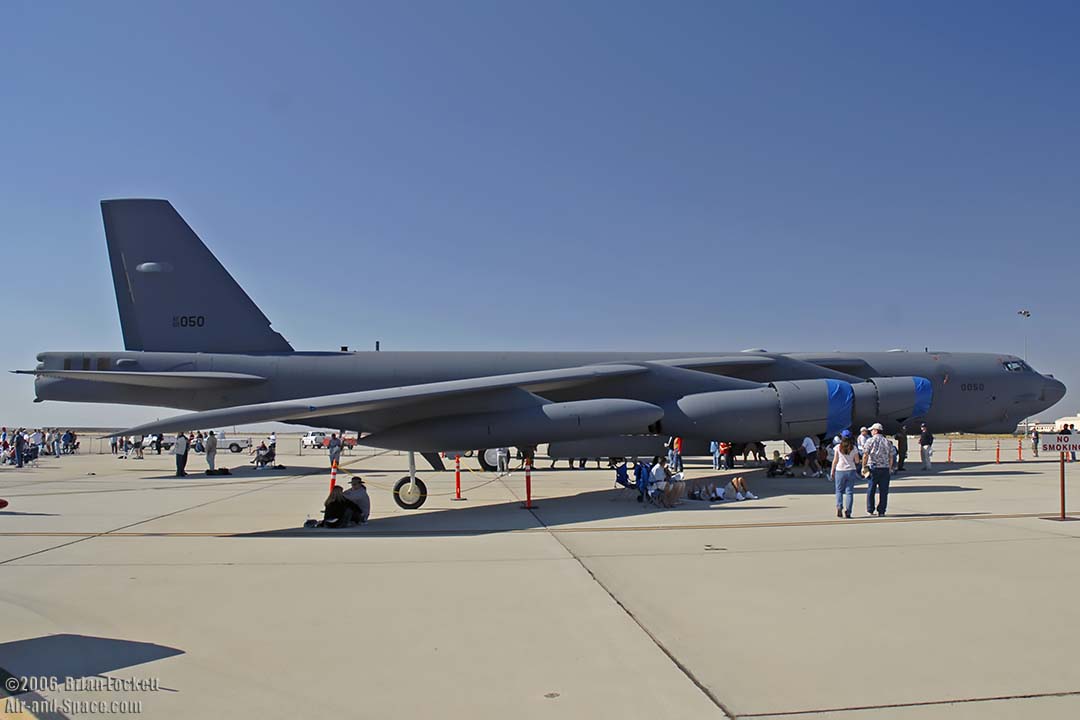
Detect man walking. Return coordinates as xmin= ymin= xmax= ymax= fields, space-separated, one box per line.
xmin=919 ymin=422 xmax=934 ymax=471
xmin=327 ymin=433 xmax=342 ymax=468
xmin=894 ymin=426 xmax=908 ymax=472
xmin=862 ymin=423 xmax=895 ymax=516
xmin=205 ymin=430 xmax=218 ymax=472
xmin=173 ymin=431 xmax=189 ymax=477
xmin=1031 ymin=427 xmax=1040 ymax=458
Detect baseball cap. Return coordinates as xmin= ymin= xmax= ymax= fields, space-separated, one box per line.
xmin=841 ymin=429 xmax=852 ymax=438
xmin=860 ymin=426 xmax=868 ymax=432
xmin=870 ymin=422 xmax=884 ymax=431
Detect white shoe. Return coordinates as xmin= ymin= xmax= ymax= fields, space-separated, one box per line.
xmin=745 ymin=492 xmax=758 ymax=499
xmin=736 ymin=492 xmax=745 ymax=501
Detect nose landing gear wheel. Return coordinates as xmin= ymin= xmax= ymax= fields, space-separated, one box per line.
xmin=393 ymin=476 xmax=428 ymax=509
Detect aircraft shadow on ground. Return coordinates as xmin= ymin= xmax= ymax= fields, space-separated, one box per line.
xmin=227 ymin=458 xmax=1027 ymax=538
xmin=232 ymin=471 xmax=983 ymax=539
xmin=0 ymin=634 xmax=183 ymax=695
xmin=233 ymin=487 xmax=789 ymax=538
xmin=0 ymin=511 xmax=59 ymax=516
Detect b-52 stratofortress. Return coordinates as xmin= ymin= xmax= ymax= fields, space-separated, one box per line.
xmin=19 ymin=200 xmax=1066 ymax=508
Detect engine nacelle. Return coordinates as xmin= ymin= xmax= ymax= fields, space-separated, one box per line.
xmin=851 ymin=377 xmax=933 ymax=428
xmin=662 ymin=379 xmax=855 ymax=442
xmin=364 ymin=398 xmax=664 ymax=451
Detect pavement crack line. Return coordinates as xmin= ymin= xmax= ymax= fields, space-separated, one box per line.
xmin=0 ymin=470 xmax=313 ymax=566
xmin=738 ymin=688 xmax=1080 ymax=717
xmin=495 ymin=473 xmax=736 ymax=719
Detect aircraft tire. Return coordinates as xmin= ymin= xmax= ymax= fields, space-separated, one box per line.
xmin=393 ymin=476 xmax=428 ymax=510
xmin=477 ymin=448 xmax=498 ymax=472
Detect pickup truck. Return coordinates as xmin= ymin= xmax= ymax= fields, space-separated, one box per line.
xmin=301 ymin=432 xmax=327 ymax=449
xmin=302 ymin=431 xmax=358 ymax=449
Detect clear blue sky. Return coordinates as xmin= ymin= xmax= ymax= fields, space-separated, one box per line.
xmin=2 ymin=0 xmax=1077 ymax=427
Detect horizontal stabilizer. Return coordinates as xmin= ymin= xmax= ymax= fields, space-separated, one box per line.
xmin=14 ymin=369 xmax=266 ymax=390
xmin=110 ymin=363 xmax=649 ymax=437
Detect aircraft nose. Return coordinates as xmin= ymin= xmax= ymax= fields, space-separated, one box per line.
xmin=1043 ymin=377 xmax=1066 ymax=405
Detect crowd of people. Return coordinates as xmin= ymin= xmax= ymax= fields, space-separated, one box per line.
xmin=608 ymin=424 xmax=938 ymax=517
xmin=1 ymin=427 xmax=79 ymax=467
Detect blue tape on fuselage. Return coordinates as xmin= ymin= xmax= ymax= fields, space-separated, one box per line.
xmin=825 ymin=379 xmax=854 ymax=437
xmin=912 ymin=376 xmax=933 ymax=419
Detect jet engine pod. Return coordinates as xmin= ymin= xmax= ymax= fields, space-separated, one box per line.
xmin=851 ymin=377 xmax=934 ymax=429
xmin=664 ymin=379 xmax=854 ymax=441
xmin=364 ymin=398 xmax=664 ymax=451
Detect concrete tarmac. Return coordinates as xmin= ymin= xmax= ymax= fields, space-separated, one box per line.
xmin=1 ymin=439 xmax=1078 ymax=719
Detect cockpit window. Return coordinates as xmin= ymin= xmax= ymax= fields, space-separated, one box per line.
xmin=1002 ymin=360 xmax=1025 ymax=373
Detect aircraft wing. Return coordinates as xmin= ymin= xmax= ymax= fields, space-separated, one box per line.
xmin=13 ymin=369 xmax=267 ymax=389
xmin=109 ymin=363 xmax=649 ymax=437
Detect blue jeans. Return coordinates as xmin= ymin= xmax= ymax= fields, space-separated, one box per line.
xmin=834 ymin=469 xmax=857 ymax=514
xmin=867 ymin=467 xmax=891 ymax=515
xmin=712 ymin=451 xmax=720 ymax=470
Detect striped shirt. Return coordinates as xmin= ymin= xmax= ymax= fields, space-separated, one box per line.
xmin=863 ymin=434 xmax=893 ymax=469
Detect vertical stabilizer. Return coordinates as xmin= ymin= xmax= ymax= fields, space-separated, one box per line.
xmin=102 ymin=199 xmax=293 ymax=353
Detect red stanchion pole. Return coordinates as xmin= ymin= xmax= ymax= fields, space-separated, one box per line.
xmin=452 ymin=454 xmax=466 ymax=501
xmin=947 ymin=439 xmax=953 ymax=463
xmin=522 ymin=458 xmax=534 ymax=509
xmin=995 ymin=440 xmax=1000 ymax=464
xmin=1061 ymin=452 xmax=1067 ymax=521
xmin=1018 ymin=438 xmax=1023 ymax=462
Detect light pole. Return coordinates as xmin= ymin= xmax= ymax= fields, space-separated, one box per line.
xmin=1017 ymin=309 xmax=1031 ymax=363
xmin=1017 ymin=309 xmax=1032 ymax=433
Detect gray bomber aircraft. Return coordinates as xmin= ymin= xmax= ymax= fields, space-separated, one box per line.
xmin=19 ymin=200 xmax=1066 ymax=508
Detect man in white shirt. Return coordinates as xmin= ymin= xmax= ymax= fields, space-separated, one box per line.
xmin=344 ymin=476 xmax=371 ymax=523
xmin=327 ymin=433 xmax=342 ymax=468
xmin=205 ymin=430 xmax=218 ymax=472
xmin=862 ymin=423 xmax=895 ymax=516
xmin=856 ymin=427 xmax=870 ymax=454
xmin=173 ymin=432 xmax=189 ymax=477
xmin=801 ymin=436 xmax=822 ymax=477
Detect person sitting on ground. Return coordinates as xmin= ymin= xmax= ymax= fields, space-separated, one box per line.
xmin=343 ymin=476 xmax=371 ymax=523
xmin=649 ymin=456 xmax=676 ymax=507
xmin=710 ymin=475 xmax=757 ymax=501
xmin=730 ymin=475 xmax=757 ymax=500
xmin=322 ymin=485 xmax=363 ymax=527
xmin=766 ymin=450 xmax=785 ymax=477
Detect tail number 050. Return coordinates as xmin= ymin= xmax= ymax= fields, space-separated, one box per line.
xmin=173 ymin=315 xmax=206 ymax=328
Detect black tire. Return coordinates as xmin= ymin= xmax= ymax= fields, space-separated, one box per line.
xmin=393 ymin=476 xmax=428 ymax=510
xmin=477 ymin=448 xmax=498 ymax=472
xmin=229 ymin=443 xmax=241 ymax=453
